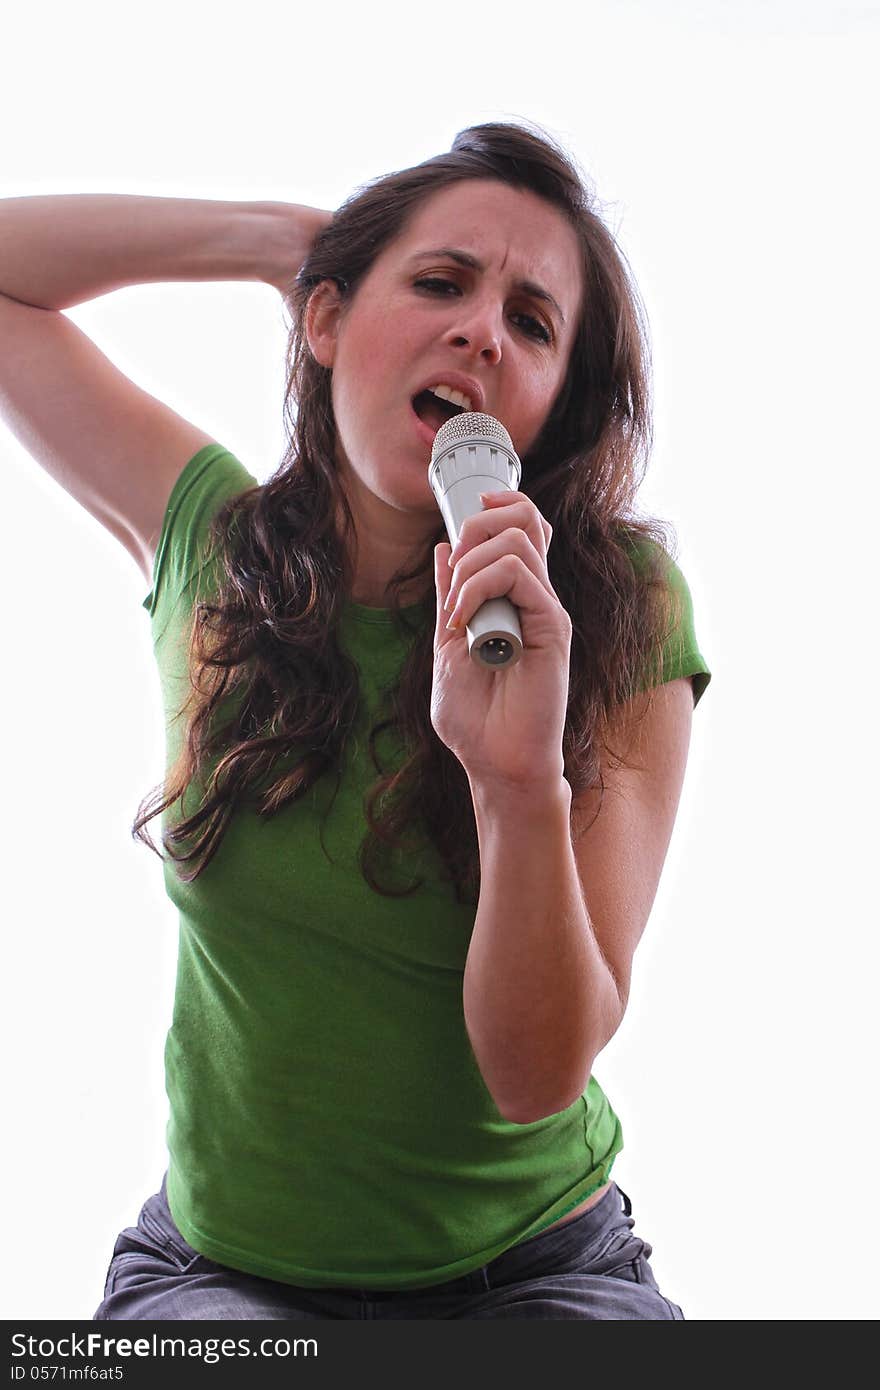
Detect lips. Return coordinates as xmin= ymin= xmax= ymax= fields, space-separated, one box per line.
xmin=408 ymin=374 xmax=486 ymax=452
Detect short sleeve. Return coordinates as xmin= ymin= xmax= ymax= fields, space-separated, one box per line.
xmin=625 ymin=537 xmax=712 ymax=708
xmin=658 ymin=557 xmax=712 ymax=707
xmin=141 ymin=443 xmax=259 ymax=630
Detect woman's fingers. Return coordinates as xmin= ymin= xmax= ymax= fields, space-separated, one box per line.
xmin=445 ymin=528 xmax=557 ymax=622
xmin=436 ymin=494 xmax=560 ymax=652
xmin=449 ymin=493 xmax=552 ymax=571
xmin=262 ymin=203 xmax=334 ymax=297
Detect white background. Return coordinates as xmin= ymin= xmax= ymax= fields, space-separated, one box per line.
xmin=1 ymin=0 xmax=877 ymax=1322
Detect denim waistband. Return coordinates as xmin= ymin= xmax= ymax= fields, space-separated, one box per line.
xmin=155 ymin=1174 xmax=631 ymax=1300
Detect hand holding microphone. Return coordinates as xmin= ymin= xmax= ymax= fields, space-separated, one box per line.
xmin=428 ymin=412 xmax=524 ymax=668
xmin=428 ymin=410 xmax=573 ymax=786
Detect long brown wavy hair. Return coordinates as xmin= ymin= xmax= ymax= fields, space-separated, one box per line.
xmin=133 ymin=119 xmax=683 ymax=908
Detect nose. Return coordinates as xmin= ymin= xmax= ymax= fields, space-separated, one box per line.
xmin=443 ymin=296 xmax=503 ymax=365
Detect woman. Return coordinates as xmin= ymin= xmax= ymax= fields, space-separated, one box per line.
xmin=0 ymin=121 xmax=710 ymax=1319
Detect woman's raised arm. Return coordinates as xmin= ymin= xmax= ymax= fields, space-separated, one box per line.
xmin=0 ymin=194 xmax=329 ymax=580
xmin=0 ymin=193 xmax=328 ymax=310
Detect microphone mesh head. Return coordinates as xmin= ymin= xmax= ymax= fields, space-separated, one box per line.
xmin=431 ymin=411 xmax=514 ymax=463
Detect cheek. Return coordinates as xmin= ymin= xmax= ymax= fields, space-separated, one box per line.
xmin=331 ymin=346 xmax=373 ymax=433
xmin=519 ymin=378 xmax=556 ymax=427
xmin=338 ymin=317 xmax=393 ymax=401
xmin=515 ymin=378 xmax=565 ymax=453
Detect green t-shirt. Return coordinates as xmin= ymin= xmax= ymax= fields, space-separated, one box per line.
xmin=142 ymin=443 xmax=711 ymax=1290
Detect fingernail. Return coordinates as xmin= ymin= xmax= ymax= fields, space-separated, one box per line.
xmin=446 ymin=613 xmax=459 ymax=631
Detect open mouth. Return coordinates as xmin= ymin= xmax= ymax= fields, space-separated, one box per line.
xmin=412 ymin=389 xmax=467 ymax=434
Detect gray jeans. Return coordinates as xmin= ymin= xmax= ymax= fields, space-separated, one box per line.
xmin=93 ymin=1175 xmax=684 ymax=1320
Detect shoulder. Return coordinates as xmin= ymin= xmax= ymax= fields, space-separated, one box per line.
xmin=143 ymin=444 xmax=260 ymax=618
xmin=614 ymin=526 xmax=712 ymax=708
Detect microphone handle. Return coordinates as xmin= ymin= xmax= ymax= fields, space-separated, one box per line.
xmin=441 ymin=476 xmax=523 ymax=669
xmin=465 ymin=595 xmax=523 ymax=669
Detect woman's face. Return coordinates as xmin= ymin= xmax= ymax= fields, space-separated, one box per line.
xmin=307 ymin=179 xmax=584 ymax=521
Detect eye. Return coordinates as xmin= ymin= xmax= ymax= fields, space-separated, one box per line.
xmin=414 ymin=276 xmax=459 ymax=295
xmin=512 ymin=312 xmax=551 ymax=344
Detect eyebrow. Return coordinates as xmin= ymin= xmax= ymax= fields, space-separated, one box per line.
xmin=407 ymin=247 xmax=567 ymax=326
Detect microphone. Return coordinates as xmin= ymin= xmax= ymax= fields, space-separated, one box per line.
xmin=429 ymin=412 xmax=523 ymax=668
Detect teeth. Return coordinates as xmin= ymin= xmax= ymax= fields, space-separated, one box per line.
xmin=428 ymin=383 xmax=473 ymax=412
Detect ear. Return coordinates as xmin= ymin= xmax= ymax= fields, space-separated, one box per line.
xmin=305 ymin=279 xmax=346 ymax=368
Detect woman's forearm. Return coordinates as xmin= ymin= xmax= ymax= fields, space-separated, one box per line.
xmin=462 ymin=774 xmax=623 ymax=1125
xmin=0 ymin=194 xmax=283 ymax=311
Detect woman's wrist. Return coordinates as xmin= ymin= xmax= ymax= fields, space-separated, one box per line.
xmin=258 ymin=201 xmax=334 ymax=299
